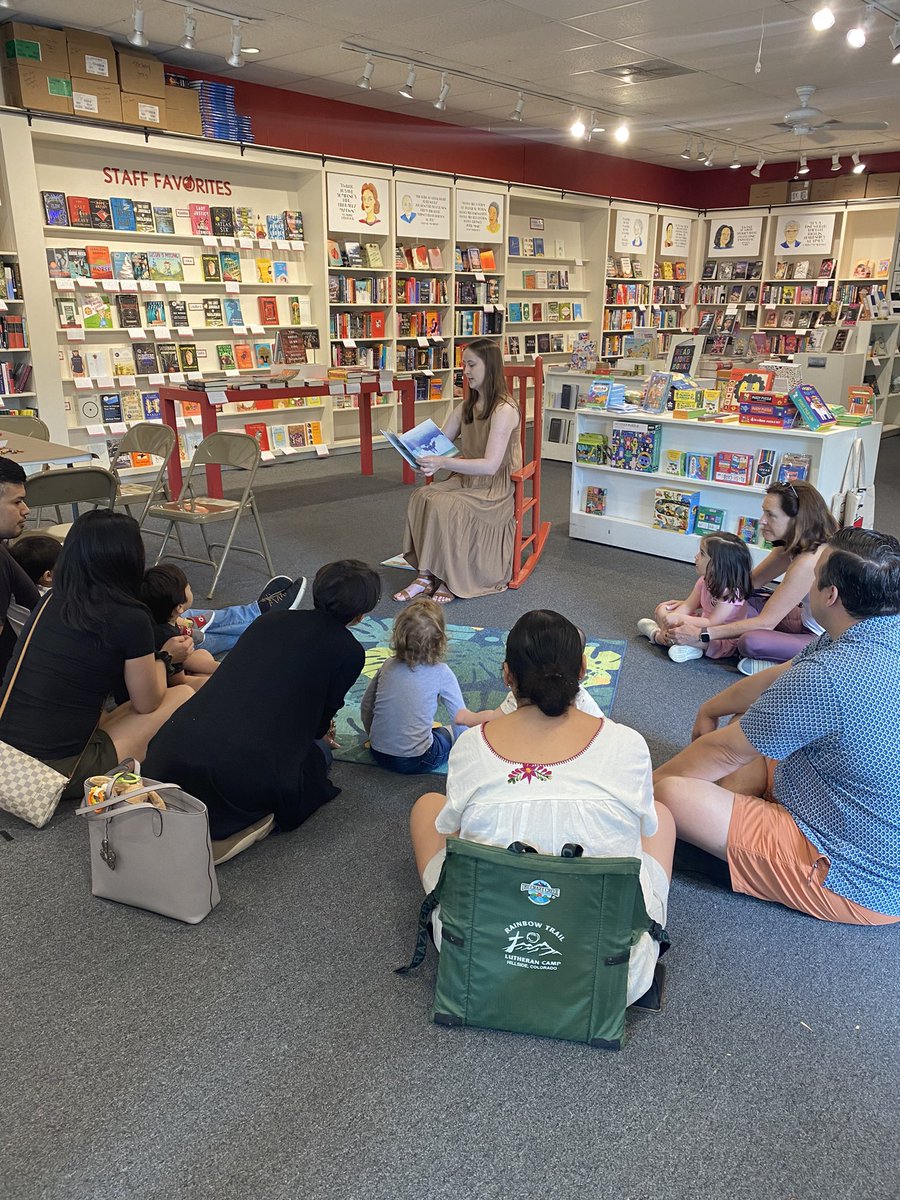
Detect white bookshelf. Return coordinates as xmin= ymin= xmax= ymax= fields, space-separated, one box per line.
xmin=569 ymin=407 xmax=882 ymax=565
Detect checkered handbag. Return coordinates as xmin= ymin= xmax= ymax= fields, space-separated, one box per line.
xmin=0 ymin=597 xmax=69 ymax=829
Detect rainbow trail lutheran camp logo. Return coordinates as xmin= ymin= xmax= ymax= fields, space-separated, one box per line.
xmin=522 ymin=879 xmax=560 ymax=906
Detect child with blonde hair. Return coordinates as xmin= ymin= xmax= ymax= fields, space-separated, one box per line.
xmin=361 ymin=597 xmax=492 ymax=773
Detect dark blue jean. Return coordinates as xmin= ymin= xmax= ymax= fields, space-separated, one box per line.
xmin=371 ymin=727 xmax=453 ymax=775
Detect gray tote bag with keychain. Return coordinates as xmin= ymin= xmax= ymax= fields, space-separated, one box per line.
xmin=76 ymin=767 xmax=220 ymax=924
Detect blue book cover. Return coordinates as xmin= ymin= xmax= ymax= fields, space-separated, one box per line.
xmin=100 ymin=392 xmax=122 ymax=422
xmin=110 ymin=197 xmax=137 ymax=232
xmin=266 ymin=214 xmax=286 ymax=239
xmin=111 ymin=251 xmax=134 ymax=280
xmin=508 ymin=235 xmax=521 ymax=256
xmin=223 ymin=297 xmax=245 ymax=326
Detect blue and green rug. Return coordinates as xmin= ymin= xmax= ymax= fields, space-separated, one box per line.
xmin=334 ymin=617 xmax=626 ymax=773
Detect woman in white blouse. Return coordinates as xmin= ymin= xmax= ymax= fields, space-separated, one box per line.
xmin=410 ymin=609 xmax=675 ymax=1003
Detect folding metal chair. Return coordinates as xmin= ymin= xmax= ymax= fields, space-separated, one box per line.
xmin=111 ymin=422 xmax=179 ymax=528
xmin=23 ymin=466 xmax=118 ymax=539
xmin=0 ymin=415 xmax=50 ymax=440
xmin=149 ymin=431 xmax=275 ymax=599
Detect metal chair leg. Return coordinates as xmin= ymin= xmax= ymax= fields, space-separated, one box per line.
xmin=155 ymin=520 xmax=176 ymax=564
xmin=206 ymin=512 xmax=243 ymax=599
xmin=250 ymin=495 xmax=275 ymax=575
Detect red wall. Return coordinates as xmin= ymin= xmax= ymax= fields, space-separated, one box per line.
xmin=699 ymin=152 xmax=900 ymax=209
xmin=172 ymin=67 xmax=899 ymax=212
xmin=173 ymin=67 xmax=705 ymax=209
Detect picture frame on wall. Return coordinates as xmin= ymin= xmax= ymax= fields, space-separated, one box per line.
xmin=529 ymin=218 xmax=545 ymax=230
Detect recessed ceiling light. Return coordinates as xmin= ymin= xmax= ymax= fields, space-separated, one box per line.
xmin=847 ymin=23 xmax=867 ymax=48
xmin=811 ymin=6 xmax=835 ymax=31
xmin=613 ymin=121 xmax=629 ymax=144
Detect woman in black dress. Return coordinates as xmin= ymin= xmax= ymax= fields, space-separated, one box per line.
xmin=144 ymin=560 xmax=381 ymax=854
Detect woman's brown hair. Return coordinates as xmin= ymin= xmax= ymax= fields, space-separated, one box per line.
xmin=767 ymin=480 xmax=838 ymax=557
xmin=461 ymin=338 xmax=518 ymax=425
xmin=391 ymin=597 xmax=447 ymax=667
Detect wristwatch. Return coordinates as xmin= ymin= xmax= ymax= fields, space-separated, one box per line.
xmin=700 ymin=628 xmax=711 ymax=644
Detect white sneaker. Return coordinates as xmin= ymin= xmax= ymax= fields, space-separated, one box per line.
xmin=737 ymin=657 xmax=780 ymax=676
xmin=668 ymin=644 xmax=704 ymax=663
xmin=637 ymin=618 xmax=660 ymax=641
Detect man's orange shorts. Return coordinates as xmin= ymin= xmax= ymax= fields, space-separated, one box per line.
xmin=728 ymin=761 xmax=899 ymax=926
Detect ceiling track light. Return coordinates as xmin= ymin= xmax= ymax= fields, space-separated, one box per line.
xmin=704 ymin=146 xmax=715 ymax=167
xmin=729 ymin=148 xmax=741 ymax=169
xmin=798 ymin=153 xmax=810 ymax=175
xmin=570 ymin=110 xmax=586 ymax=138
xmin=180 ymin=7 xmax=197 ymax=50
xmin=356 ymin=54 xmax=374 ymax=89
xmin=433 ymin=72 xmax=450 ymax=111
xmin=750 ymin=156 xmax=765 ymax=178
xmin=680 ymin=136 xmax=693 ymax=159
xmin=811 ymin=6 xmax=835 ymax=31
xmin=509 ymin=91 xmax=524 ymax=122
xmin=891 ymin=21 xmax=900 ymax=63
xmin=831 ymin=153 xmax=842 ymax=171
xmin=226 ymin=18 xmax=244 ymax=67
xmin=852 ymin=150 xmax=866 ymax=174
xmin=613 ymin=120 xmax=629 ymax=144
xmin=129 ymin=0 xmax=149 ymax=48
xmin=399 ymin=64 xmax=416 ymax=99
xmin=847 ymin=5 xmax=872 ymax=48
xmin=589 ymin=115 xmax=605 ymax=135
xmin=694 ymin=140 xmax=705 ymax=161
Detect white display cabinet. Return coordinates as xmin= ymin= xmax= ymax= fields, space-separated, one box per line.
xmin=568 ymin=407 xmax=882 ymax=566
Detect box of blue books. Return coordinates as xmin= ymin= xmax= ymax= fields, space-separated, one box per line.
xmin=610 ymin=421 xmax=661 ymax=471
xmin=653 ymin=488 xmax=700 ymax=534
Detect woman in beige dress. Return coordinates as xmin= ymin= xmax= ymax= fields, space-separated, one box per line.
xmin=396 ymin=339 xmax=521 ymax=603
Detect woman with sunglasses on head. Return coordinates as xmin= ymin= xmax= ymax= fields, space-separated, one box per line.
xmin=663 ymin=481 xmax=838 ymax=675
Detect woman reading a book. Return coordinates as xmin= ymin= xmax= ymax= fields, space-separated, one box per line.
xmin=396 ymin=338 xmax=520 ymax=604
xmin=664 ymin=481 xmax=838 ymax=674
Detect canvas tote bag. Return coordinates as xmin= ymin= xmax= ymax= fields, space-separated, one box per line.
xmin=831 ymin=438 xmax=876 ymax=529
xmin=76 ymin=770 xmax=220 ymax=924
xmin=0 ymin=596 xmax=69 ymax=828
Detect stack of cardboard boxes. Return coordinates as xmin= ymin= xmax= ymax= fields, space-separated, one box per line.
xmin=0 ymin=20 xmax=202 ymax=136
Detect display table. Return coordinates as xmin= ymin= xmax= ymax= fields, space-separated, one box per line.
xmin=0 ymin=429 xmax=93 ymax=475
xmin=158 ymin=379 xmax=418 ymax=499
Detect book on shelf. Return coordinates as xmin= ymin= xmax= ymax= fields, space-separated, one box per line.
xmin=258 ymin=296 xmax=279 ymax=325
xmin=255 ymin=257 xmax=274 ymax=284
xmin=86 ymin=349 xmax=109 ymax=379
xmin=133 ymin=342 xmax=160 ymax=374
xmin=210 ymin=206 xmax=234 ymax=237
xmin=234 ymin=344 xmax=254 ymax=369
xmin=56 ymin=297 xmax=81 ymax=329
xmin=684 ymin=453 xmax=714 ymax=482
xmin=42 ymin=191 xmax=68 ymax=226
xmin=203 ymin=298 xmax=224 ymax=327
xmin=481 ymin=249 xmax=496 ymax=271
xmin=695 ymin=506 xmax=726 ymax=534
xmin=219 ymin=249 xmax=241 ymax=282
xmin=753 ymin=449 xmax=777 ymax=486
xmin=110 ymin=197 xmax=136 ymax=232
xmin=153 ymin=206 xmax=175 ymax=234
xmin=121 ymin=390 xmax=144 ymax=422
xmin=427 ymin=247 xmax=443 ymax=271
xmin=266 ymin=214 xmax=286 ymax=240
xmin=583 ymin=486 xmax=606 ymax=515
xmin=142 ymin=391 xmax=162 ymax=420
xmin=111 ymin=347 xmax=135 ymax=377
xmin=283 ymin=210 xmax=304 ymax=240
xmin=216 ymin=344 xmax=236 ymax=370
xmin=254 ymin=342 xmax=273 ymax=367
xmin=89 ymin=199 xmax=112 ymax=230
xmin=86 ymin=245 xmax=113 ymax=280
xmin=109 ymin=251 xmax=134 ymax=281
xmin=737 ymin=516 xmax=761 ymax=545
xmin=131 ymin=201 xmax=154 ymax=234
xmin=344 ymin=242 xmax=365 ymax=267
xmin=713 ymin=451 xmax=754 ymax=485
xmin=178 ymin=343 xmax=199 ymax=372
xmin=82 ymin=293 xmax=113 ymax=330
xmin=143 ymin=299 xmax=166 ymax=326
xmin=157 ymin=342 xmax=180 ymax=372
xmin=364 ymin=244 xmax=383 ymax=269
xmin=380 ymin=418 xmax=459 ymax=470
xmin=653 ymin=488 xmax=700 ymax=534
xmin=852 ymin=259 xmax=874 ymax=279
xmin=776 ymin=452 xmax=812 ymax=483
xmin=66 ymin=195 xmax=91 ymax=228
xmin=189 ymin=204 xmax=213 ymax=236
xmin=223 ymin=297 xmax=245 ymax=326
xmin=273 ymin=329 xmax=308 ymax=365
xmin=789 ymin=383 xmax=835 ymax=431
xmin=508 ymin=236 xmax=521 ymax=257
xmin=328 ymin=241 xmax=345 ymax=268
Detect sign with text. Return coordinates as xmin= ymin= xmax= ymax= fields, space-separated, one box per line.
xmin=455 ymin=188 xmax=503 ymax=244
xmin=773 ymin=211 xmax=835 ymax=256
xmin=707 ymin=214 xmax=763 ymax=257
xmin=394 ymin=182 xmax=451 ymax=239
xmin=614 ymin=210 xmax=649 ymax=254
xmin=102 ymin=167 xmax=232 ymax=195
xmin=327 ymin=172 xmax=387 ymax=235
xmin=659 ymin=214 xmax=691 ymax=256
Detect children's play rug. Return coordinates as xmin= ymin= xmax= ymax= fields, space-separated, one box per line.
xmin=333 ymin=617 xmax=627 ymax=774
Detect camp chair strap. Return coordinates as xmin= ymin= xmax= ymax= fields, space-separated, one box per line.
xmin=395 ymin=889 xmax=441 ymax=975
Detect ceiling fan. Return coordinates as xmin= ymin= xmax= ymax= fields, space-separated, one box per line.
xmin=774 ymin=85 xmax=888 ymax=142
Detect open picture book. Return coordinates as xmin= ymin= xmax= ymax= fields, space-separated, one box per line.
xmin=380 ymin=418 xmax=459 ymax=470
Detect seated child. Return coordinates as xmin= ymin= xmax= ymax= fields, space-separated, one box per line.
xmin=637 ymin=532 xmax=752 ymax=663
xmin=140 ymin=563 xmax=219 ymax=691
xmin=489 ymin=624 xmax=603 ymax=719
xmin=361 ymin=597 xmax=493 ymax=774
xmin=6 ymin=535 xmax=61 ymax=633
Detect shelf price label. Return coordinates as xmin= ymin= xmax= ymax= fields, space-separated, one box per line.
xmin=106 ymin=280 xmax=120 ymax=292
xmin=56 ymin=279 xmax=76 ymax=292
xmin=86 ymin=423 xmax=106 ymax=437
xmin=238 ymin=237 xmax=254 ymax=249
xmin=147 ymin=373 xmax=165 ymax=385
xmin=202 ymin=236 xmax=218 ymax=247
xmin=164 ymin=282 xmax=182 ymax=294
xmin=66 ymin=328 xmax=86 ymax=342
xmin=152 ymin=327 xmax=171 ymax=340
xmin=225 ymin=282 xmax=240 ymax=294
xmin=129 ymin=328 xmax=147 ymax=340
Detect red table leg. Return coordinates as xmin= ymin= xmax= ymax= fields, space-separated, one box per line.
xmin=397 ymin=380 xmax=417 ymax=485
xmin=198 ymin=393 xmax=223 ymax=499
xmin=358 ymin=391 xmax=373 ymax=476
xmin=158 ymin=388 xmax=184 ymax=500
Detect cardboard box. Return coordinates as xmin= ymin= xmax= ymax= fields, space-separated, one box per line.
xmin=866 ymin=172 xmax=900 ymax=199
xmin=811 ymin=174 xmax=867 ymax=202
xmin=748 ymin=181 xmax=788 ymax=206
xmin=65 ymin=28 xmax=117 ymax=84
xmin=70 ymin=75 xmax=122 ymax=122
xmin=164 ymin=84 xmax=202 ymax=135
xmin=1 ymin=21 xmax=69 ymax=73
xmin=1 ymin=62 xmax=72 ymax=114
xmin=116 ymin=49 xmax=165 ymax=98
xmin=121 ymin=91 xmax=166 ymax=128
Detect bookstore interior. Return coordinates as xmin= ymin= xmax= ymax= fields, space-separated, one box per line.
xmin=0 ymin=7 xmax=898 ymax=566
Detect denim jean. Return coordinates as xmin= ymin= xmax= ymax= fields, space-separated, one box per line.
xmin=185 ymin=602 xmax=260 ymax=655
xmin=371 ymin=727 xmax=453 ymax=774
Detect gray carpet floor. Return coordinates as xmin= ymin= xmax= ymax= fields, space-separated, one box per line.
xmin=4 ymin=436 xmax=899 ymax=1200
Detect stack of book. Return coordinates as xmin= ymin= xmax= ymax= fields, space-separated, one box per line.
xmin=189 ymin=80 xmax=254 ymax=142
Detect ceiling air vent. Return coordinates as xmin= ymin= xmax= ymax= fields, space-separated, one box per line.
xmin=597 ymin=60 xmax=696 ymax=82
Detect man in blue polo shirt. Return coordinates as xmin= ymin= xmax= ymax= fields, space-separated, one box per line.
xmin=654 ymin=527 xmax=900 ymax=924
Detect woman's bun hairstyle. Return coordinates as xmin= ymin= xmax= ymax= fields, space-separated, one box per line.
xmin=505 ymin=609 xmax=581 ymax=717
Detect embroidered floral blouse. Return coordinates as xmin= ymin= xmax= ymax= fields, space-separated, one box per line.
xmin=435 ymin=719 xmax=658 ymax=857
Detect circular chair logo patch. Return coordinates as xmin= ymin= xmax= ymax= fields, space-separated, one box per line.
xmin=521 ymin=879 xmax=560 ymax=905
